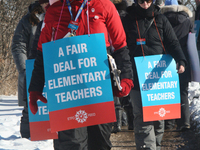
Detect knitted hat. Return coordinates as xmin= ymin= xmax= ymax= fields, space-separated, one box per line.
xmin=165 ymin=0 xmax=178 ymax=5
xmin=134 ymin=0 xmax=155 ymax=4
xmin=115 ymin=0 xmax=128 ymax=10
xmin=39 ymin=0 xmax=49 ymax=4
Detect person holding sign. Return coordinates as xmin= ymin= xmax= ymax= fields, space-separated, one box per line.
xmin=121 ymin=0 xmax=187 ymax=149
xmin=28 ymin=0 xmax=134 ymax=149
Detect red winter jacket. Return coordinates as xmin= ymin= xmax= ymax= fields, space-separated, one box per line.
xmin=37 ymin=0 xmax=127 ymax=52
xmin=29 ymin=0 xmax=133 ymax=93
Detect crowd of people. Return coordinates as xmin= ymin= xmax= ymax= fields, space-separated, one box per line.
xmin=11 ymin=0 xmax=200 ymax=149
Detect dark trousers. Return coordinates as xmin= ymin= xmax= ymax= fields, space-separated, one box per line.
xmin=130 ymin=89 xmax=164 ymax=150
xmin=20 ymin=105 xmax=30 ymax=139
xmin=88 ymin=123 xmax=112 ymax=150
xmin=177 ymin=81 xmax=190 ymax=127
xmin=54 ymin=123 xmax=112 ymax=150
xmin=165 ymin=81 xmax=190 ymax=129
xmin=165 ymin=119 xmax=175 ymax=129
xmin=121 ymin=95 xmax=134 ymax=130
xmin=113 ymin=97 xmax=123 ymax=131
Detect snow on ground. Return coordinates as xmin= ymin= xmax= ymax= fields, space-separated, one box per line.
xmin=0 ymin=82 xmax=200 ymax=150
xmin=0 ymin=96 xmax=53 ymax=150
xmin=189 ymin=82 xmax=200 ymax=128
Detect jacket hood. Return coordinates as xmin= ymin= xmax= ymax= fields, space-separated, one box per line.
xmin=126 ymin=3 xmax=161 ymax=19
xmin=160 ymin=5 xmax=193 ymax=18
xmin=160 ymin=5 xmax=192 ymax=26
xmin=28 ymin=1 xmax=44 ymax=26
xmin=28 ymin=1 xmax=40 ymax=13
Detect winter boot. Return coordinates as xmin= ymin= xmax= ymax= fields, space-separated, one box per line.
xmin=112 ymin=108 xmax=122 ymax=133
xmin=20 ymin=106 xmax=30 ymax=139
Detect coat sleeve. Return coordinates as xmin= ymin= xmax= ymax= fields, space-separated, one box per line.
xmin=28 ymin=13 xmax=52 ymax=92
xmin=162 ymin=15 xmax=187 ymax=65
xmin=11 ymin=16 xmax=30 ymax=74
xmin=105 ymin=1 xmax=133 ymax=80
xmin=189 ymin=20 xmax=194 ymax=33
xmin=28 ymin=50 xmax=45 ymax=92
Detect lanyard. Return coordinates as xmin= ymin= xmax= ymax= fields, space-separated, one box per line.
xmin=135 ymin=18 xmax=145 ymax=57
xmin=66 ymin=0 xmax=88 ymax=22
xmin=54 ymin=0 xmax=89 ymax=40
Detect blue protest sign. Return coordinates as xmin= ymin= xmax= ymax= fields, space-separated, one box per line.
xmin=134 ymin=54 xmax=180 ymax=121
xmin=26 ymin=59 xmax=49 ymax=122
xmin=42 ymin=33 xmax=115 ymax=132
xmin=26 ymin=59 xmax=58 ymax=141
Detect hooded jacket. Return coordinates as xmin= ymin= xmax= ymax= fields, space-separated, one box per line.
xmin=161 ymin=5 xmax=193 ymax=82
xmin=11 ymin=1 xmax=44 ymax=106
xmin=29 ymin=0 xmax=133 ymax=92
xmin=121 ymin=3 xmax=187 ymax=90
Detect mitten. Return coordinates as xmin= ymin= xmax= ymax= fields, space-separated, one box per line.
xmin=113 ymin=78 xmax=134 ymax=97
xmin=29 ymin=91 xmax=47 ymax=115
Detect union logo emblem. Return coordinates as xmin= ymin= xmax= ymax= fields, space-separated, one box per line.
xmin=158 ymin=108 xmax=166 ymax=117
xmin=75 ymin=110 xmax=88 ymax=123
xmin=154 ymin=107 xmax=170 ymax=117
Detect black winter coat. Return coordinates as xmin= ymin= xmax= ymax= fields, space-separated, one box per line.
xmin=161 ymin=5 xmax=194 ymax=83
xmin=121 ymin=3 xmax=187 ymax=90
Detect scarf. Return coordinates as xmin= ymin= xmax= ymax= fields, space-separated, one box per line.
xmin=135 ymin=3 xmax=154 ymax=18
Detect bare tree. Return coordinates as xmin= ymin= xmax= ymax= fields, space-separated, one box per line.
xmin=0 ymin=0 xmax=34 ymax=95
xmin=179 ymin=0 xmax=196 ymax=11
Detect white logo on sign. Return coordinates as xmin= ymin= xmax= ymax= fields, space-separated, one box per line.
xmin=158 ymin=108 xmax=166 ymax=117
xmin=154 ymin=107 xmax=170 ymax=117
xmin=75 ymin=110 xmax=88 ymax=123
xmin=67 ymin=110 xmax=96 ymax=122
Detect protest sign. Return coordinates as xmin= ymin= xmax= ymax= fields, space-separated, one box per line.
xmin=26 ymin=59 xmax=58 ymax=141
xmin=134 ymin=54 xmax=180 ymax=122
xmin=42 ymin=33 xmax=116 ymax=132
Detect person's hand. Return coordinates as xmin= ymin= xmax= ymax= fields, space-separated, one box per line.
xmin=113 ymin=78 xmax=134 ymax=97
xmin=176 ymin=61 xmax=185 ymax=74
xmin=177 ymin=65 xmax=185 ymax=73
xmin=29 ymin=91 xmax=47 ymax=115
